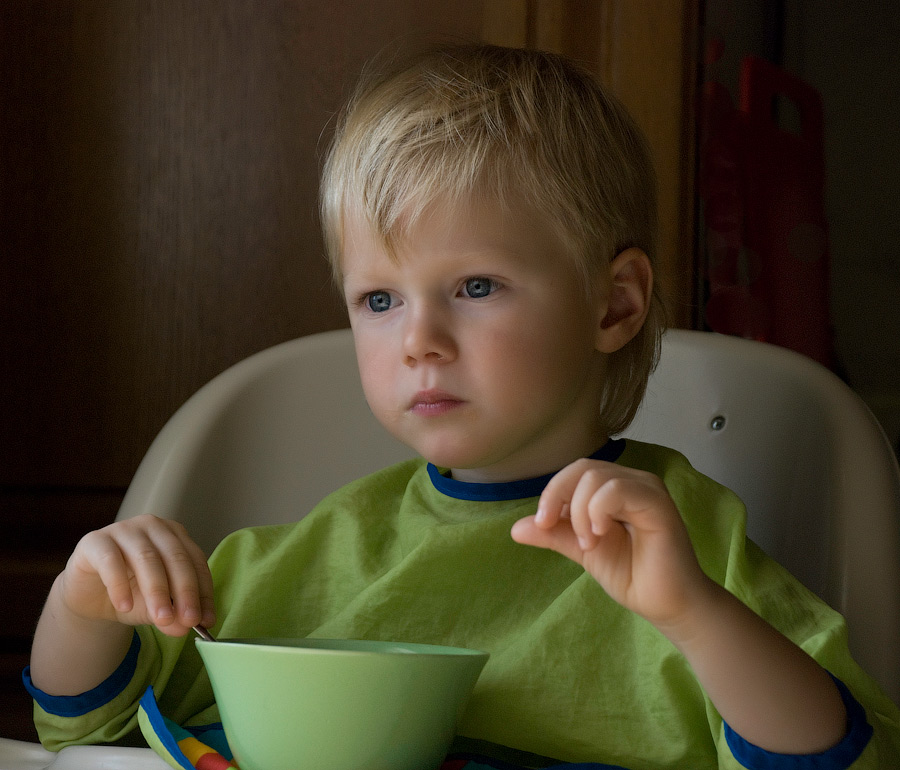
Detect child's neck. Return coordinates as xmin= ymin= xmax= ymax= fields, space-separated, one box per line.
xmin=448 ymin=435 xmax=611 ymax=484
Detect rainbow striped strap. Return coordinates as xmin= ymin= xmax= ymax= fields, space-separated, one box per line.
xmin=138 ymin=687 xmax=237 ymax=769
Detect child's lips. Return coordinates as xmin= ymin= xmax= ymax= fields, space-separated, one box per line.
xmin=409 ymin=389 xmax=465 ymax=416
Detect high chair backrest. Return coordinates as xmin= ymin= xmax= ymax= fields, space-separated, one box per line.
xmin=116 ymin=328 xmax=900 ymax=702
xmin=118 ymin=329 xmax=415 ymax=554
xmin=622 ymin=330 xmax=900 ymax=703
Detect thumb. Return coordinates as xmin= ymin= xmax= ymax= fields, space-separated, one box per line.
xmin=511 ymin=515 xmax=584 ymax=564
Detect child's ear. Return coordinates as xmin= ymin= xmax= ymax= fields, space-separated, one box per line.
xmin=594 ymin=247 xmax=653 ymax=353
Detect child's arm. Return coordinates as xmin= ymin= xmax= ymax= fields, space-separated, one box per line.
xmin=511 ymin=459 xmax=847 ymax=756
xmin=29 ymin=514 xmax=216 ymax=696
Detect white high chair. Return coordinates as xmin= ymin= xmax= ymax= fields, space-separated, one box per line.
xmin=113 ymin=327 xmax=900 ymax=702
xmin=4 ymin=328 xmax=899 ymax=767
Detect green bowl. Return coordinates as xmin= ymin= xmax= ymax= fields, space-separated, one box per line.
xmin=196 ymin=638 xmax=489 ymax=770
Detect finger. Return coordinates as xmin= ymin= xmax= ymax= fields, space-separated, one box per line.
xmin=143 ymin=521 xmax=207 ymax=629
xmin=173 ymin=526 xmax=216 ymax=628
xmin=569 ymin=469 xmax=607 ymax=551
xmin=511 ymin=515 xmax=584 ymax=564
xmin=587 ymin=478 xmax=630 ymax=538
xmin=118 ymin=529 xmax=181 ymax=626
xmin=587 ymin=476 xmax=675 ymax=538
xmin=78 ymin=532 xmax=136 ymax=615
xmin=537 ymin=459 xmax=601 ymax=528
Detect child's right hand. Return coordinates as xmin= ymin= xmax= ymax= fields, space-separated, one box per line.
xmin=59 ymin=514 xmax=216 ymax=637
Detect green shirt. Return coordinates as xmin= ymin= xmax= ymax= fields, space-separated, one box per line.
xmin=29 ymin=440 xmax=900 ymax=768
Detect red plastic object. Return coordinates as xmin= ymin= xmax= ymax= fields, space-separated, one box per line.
xmin=738 ymin=55 xmax=833 ymax=367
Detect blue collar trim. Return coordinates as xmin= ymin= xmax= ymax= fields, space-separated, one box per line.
xmin=427 ymin=439 xmax=627 ymax=502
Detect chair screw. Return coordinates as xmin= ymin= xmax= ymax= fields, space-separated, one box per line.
xmin=710 ymin=415 xmax=726 ymax=431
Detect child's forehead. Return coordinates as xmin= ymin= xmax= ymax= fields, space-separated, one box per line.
xmin=341 ymin=193 xmax=558 ymax=258
xmin=344 ymin=188 xmax=558 ymax=242
xmin=338 ymin=194 xmax=594 ymax=292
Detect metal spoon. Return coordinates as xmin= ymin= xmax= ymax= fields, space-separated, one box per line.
xmin=193 ymin=624 xmax=217 ymax=642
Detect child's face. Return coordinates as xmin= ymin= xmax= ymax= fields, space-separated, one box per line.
xmin=341 ymin=196 xmax=610 ymax=483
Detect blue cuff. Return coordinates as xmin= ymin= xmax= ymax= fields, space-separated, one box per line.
xmin=724 ymin=675 xmax=873 ymax=769
xmin=22 ymin=630 xmax=142 ymax=718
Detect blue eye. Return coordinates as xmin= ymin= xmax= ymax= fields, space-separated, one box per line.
xmin=366 ymin=291 xmax=393 ymax=313
xmin=463 ymin=277 xmax=497 ymax=299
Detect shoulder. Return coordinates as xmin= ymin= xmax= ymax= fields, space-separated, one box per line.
xmin=315 ymin=456 xmax=428 ymax=508
xmin=205 ymin=457 xmax=429 ymax=616
xmin=617 ymin=438 xmax=744 ymax=513
xmin=209 ymin=457 xmax=428 ymax=560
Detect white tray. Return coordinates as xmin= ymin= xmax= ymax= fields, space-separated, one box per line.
xmin=0 ymin=739 xmax=168 ymax=770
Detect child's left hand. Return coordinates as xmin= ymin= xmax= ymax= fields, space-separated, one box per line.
xmin=514 ymin=459 xmax=851 ymax=753
xmin=511 ymin=459 xmax=712 ymax=630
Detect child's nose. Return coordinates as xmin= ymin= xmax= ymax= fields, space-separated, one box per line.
xmin=402 ymin=308 xmax=457 ymax=366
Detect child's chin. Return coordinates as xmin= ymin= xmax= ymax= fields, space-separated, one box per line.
xmin=417 ymin=444 xmax=485 ymax=473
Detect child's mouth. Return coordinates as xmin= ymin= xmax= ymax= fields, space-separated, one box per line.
xmin=409 ymin=389 xmax=465 ymax=416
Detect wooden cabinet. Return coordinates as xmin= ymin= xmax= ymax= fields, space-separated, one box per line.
xmin=1 ymin=0 xmax=698 ymax=741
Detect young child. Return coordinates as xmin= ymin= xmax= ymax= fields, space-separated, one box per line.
xmin=26 ymin=44 xmax=900 ymax=768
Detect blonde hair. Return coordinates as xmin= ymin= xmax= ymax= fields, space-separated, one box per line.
xmin=320 ymin=43 xmax=668 ymax=435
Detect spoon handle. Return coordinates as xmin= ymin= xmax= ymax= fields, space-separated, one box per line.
xmin=193 ymin=624 xmax=217 ymax=642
